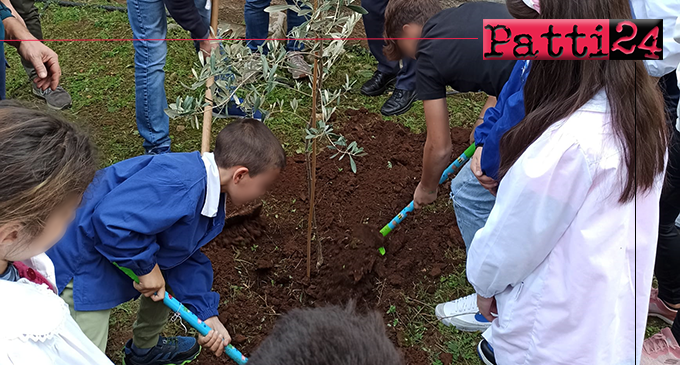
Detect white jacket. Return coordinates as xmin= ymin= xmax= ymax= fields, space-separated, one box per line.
xmin=467 ymin=90 xmax=662 ymax=365
xmin=631 ymin=0 xmax=680 ymax=77
xmin=0 ymin=253 xmax=114 ymax=365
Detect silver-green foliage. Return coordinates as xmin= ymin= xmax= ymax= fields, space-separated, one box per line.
xmin=167 ymin=0 xmax=367 ymax=172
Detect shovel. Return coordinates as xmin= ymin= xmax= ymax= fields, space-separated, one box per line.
xmin=113 ymin=263 xmax=248 ymax=364
xmin=378 ymin=144 xmax=476 ymax=244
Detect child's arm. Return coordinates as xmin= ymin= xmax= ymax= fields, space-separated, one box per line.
xmin=472 ymin=60 xmax=525 ymax=148
xmin=414 ymin=98 xmax=452 ymax=209
xmin=90 ymin=177 xmax=195 ymax=285
xmin=466 ymin=132 xmax=592 ymax=299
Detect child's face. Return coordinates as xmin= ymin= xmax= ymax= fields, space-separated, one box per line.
xmin=398 ymin=23 xmax=424 ymax=59
xmin=0 ymin=196 xmax=80 ymax=262
xmin=227 ymin=167 xmax=281 ymax=206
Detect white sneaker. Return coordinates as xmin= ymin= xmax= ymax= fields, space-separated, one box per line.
xmin=435 ymin=293 xmax=492 ymax=332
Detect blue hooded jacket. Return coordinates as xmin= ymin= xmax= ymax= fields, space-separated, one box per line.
xmin=47 ymin=152 xmax=225 ymax=320
xmin=473 ymin=60 xmax=530 ymax=180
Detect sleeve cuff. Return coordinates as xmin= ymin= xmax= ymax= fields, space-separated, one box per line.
xmin=194 ymin=306 xmax=219 ymax=321
xmin=132 ymin=262 xmax=157 ymax=277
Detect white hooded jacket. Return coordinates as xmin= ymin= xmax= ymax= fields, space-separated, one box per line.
xmin=467 ymin=90 xmax=663 ymax=365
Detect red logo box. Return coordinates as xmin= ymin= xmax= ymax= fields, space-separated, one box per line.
xmin=483 ymin=19 xmax=663 ymax=60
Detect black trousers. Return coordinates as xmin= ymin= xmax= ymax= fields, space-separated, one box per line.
xmin=360 ymin=0 xmax=416 ymax=90
xmin=655 ymin=70 xmax=680 ymax=341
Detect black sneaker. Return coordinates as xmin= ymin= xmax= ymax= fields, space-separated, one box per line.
xmin=380 ymin=89 xmax=417 ymax=116
xmin=360 ymin=70 xmax=397 ymax=96
xmin=32 ymin=83 xmax=72 ymax=110
xmin=123 ymin=336 xmax=200 ymax=365
xmin=477 ymin=339 xmax=497 ymax=365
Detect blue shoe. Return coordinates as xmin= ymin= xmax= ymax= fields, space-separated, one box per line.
xmin=145 ymin=146 xmax=171 ymax=155
xmin=123 ymin=336 xmax=200 ymax=365
xmin=478 ymin=339 xmax=496 ymax=365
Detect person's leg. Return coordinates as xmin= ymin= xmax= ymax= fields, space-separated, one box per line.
xmin=655 ymin=70 xmax=680 ymax=311
xmin=125 ymin=285 xmax=200 ymax=363
xmin=11 ymin=0 xmax=72 ymax=109
xmin=244 ymin=0 xmax=272 ymax=53
xmin=192 ymin=0 xmax=211 ymax=52
xmin=9 ymin=0 xmax=42 ymax=81
xmin=434 ymin=162 xmax=496 ymax=332
xmin=380 ymin=56 xmax=417 ymax=116
xmin=450 ymin=161 xmax=497 ymax=251
xmin=395 ymin=57 xmax=416 ymax=91
xmin=61 ymin=280 xmax=112 ymax=352
xmin=284 ymin=0 xmax=307 ymax=52
xmin=127 ymin=0 xmax=171 ymax=154
xmin=360 ymin=0 xmax=398 ymax=76
xmin=132 ymin=290 xmax=171 ymax=348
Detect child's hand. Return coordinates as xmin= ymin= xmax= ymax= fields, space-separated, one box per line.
xmin=199 ymin=316 xmax=232 ymax=356
xmin=477 ymin=294 xmax=498 ymax=322
xmin=134 ymin=264 xmax=165 ymax=302
xmin=471 ymin=147 xmax=498 ymax=195
xmin=413 ymin=182 xmax=438 ymax=209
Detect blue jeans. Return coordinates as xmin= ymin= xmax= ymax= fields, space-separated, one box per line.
xmin=450 ymin=161 xmax=496 ymax=251
xmin=127 ymin=0 xmax=209 ymax=153
xmin=244 ymin=0 xmax=306 ymax=53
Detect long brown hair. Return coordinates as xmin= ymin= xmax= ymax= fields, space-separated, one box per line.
xmin=0 ymin=101 xmax=97 ymax=240
xmin=499 ymin=0 xmax=667 ymax=203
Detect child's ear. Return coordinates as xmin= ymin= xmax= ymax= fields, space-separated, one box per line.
xmin=0 ymin=223 xmax=21 ymax=248
xmin=233 ymin=167 xmax=250 ymax=184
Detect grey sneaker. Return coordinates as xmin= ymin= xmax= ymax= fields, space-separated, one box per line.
xmin=287 ymin=52 xmax=312 ymax=80
xmin=32 ymin=83 xmax=72 ymax=110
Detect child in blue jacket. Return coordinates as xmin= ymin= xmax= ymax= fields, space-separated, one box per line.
xmin=47 ymin=119 xmax=286 ymax=365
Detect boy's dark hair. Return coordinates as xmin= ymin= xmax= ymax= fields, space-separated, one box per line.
xmin=213 ymin=119 xmax=286 ymax=175
xmin=383 ymin=0 xmax=442 ymax=60
xmin=248 ymin=303 xmax=405 ymax=365
xmin=0 ymin=100 xmax=97 ymax=239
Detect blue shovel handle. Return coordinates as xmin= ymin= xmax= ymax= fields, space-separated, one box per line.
xmin=113 ymin=263 xmax=248 ymax=364
xmin=379 ymin=144 xmax=476 ymax=237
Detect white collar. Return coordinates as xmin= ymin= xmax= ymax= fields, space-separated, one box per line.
xmin=201 ymin=153 xmax=221 ymax=218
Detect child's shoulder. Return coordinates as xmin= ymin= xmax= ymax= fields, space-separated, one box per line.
xmin=108 ymin=151 xmax=207 ymax=188
xmin=0 ymin=279 xmax=68 ymax=342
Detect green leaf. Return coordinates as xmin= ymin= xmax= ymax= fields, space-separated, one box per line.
xmin=330 ymin=153 xmax=339 ymax=159
xmin=350 ymin=156 xmax=357 ymax=173
xmin=346 ymin=4 xmax=368 ymax=14
xmin=378 ymin=247 xmax=386 ymax=256
xmin=264 ymin=4 xmax=296 ymax=13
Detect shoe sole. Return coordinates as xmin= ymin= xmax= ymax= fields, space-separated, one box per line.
xmin=477 ymin=341 xmax=495 ymax=365
xmin=650 ymin=312 xmax=676 ymax=325
xmin=122 ymin=346 xmax=202 ymax=365
xmin=435 ymin=306 xmax=490 ymax=332
xmin=380 ymin=92 xmax=418 ymax=117
xmin=32 ymin=89 xmax=71 ymax=111
xmin=361 ymin=77 xmax=396 ymax=97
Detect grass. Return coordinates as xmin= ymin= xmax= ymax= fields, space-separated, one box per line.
xmin=7 ymin=2 xmax=667 ymax=364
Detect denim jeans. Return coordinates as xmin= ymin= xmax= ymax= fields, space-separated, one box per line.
xmin=127 ymin=0 xmax=210 ymax=153
xmin=244 ymin=0 xmax=306 ymax=53
xmin=450 ymin=161 xmax=496 ymax=251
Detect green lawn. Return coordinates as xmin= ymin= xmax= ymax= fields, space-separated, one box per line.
xmin=5 ymin=2 xmax=666 ymax=364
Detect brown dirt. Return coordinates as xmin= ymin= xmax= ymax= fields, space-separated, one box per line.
xmin=194 ymin=108 xmax=471 ymax=364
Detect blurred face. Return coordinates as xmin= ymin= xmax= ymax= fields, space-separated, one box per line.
xmin=0 ymin=196 xmax=81 ymax=262
xmin=225 ymin=167 xmax=281 ymax=206
xmin=398 ymin=23 xmax=424 ymax=59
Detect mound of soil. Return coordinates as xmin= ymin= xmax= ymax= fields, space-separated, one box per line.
xmin=194 ymin=108 xmax=471 ymax=364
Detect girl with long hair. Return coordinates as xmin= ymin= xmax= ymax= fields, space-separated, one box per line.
xmin=466 ymin=0 xmax=667 ymax=364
